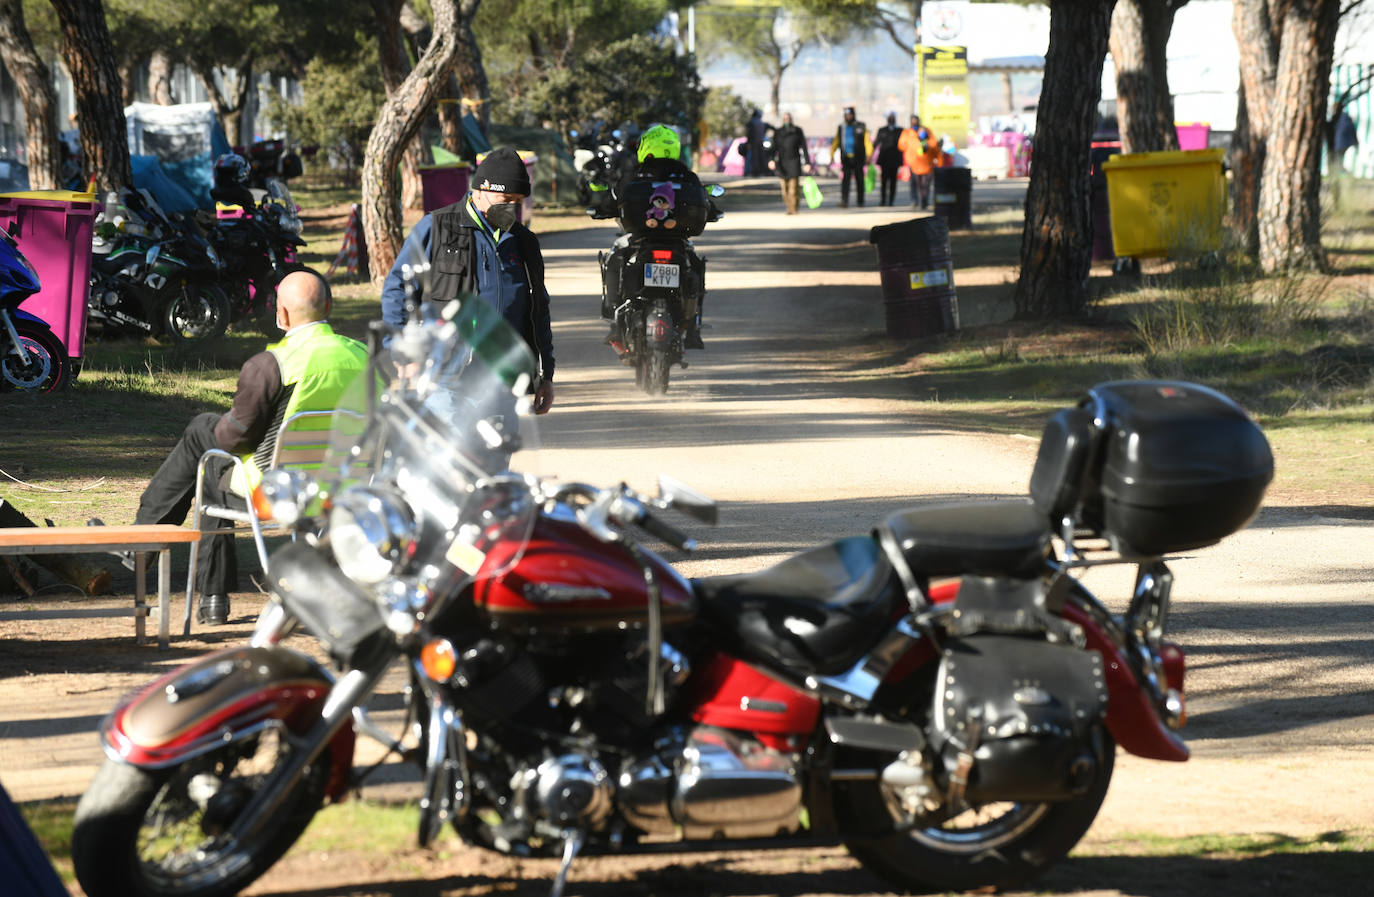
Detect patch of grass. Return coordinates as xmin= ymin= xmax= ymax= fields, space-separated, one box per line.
xmin=1080 ymin=828 xmax=1374 ymax=859
xmin=18 ymin=798 xmax=75 ymax=883
xmin=19 ymin=796 xmax=457 ymax=887
xmin=26 ymin=792 xmax=1373 ymax=891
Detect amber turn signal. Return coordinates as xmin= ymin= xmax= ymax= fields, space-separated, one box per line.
xmin=250 ymin=482 xmax=276 ymax=522
xmin=420 ymin=638 xmax=457 ymax=682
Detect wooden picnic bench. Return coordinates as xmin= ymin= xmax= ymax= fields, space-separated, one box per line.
xmin=0 ymin=525 xmax=204 ymax=650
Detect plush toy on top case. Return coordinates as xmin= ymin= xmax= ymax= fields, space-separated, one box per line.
xmin=646 ymin=182 xmax=677 ymax=229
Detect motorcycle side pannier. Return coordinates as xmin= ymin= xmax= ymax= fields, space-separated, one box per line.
xmin=1030 ymin=381 xmax=1273 ymax=557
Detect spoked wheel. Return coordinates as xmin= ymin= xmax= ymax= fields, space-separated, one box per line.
xmin=835 ymin=733 xmax=1115 ymax=893
xmin=72 ymin=728 xmax=336 ymax=897
xmin=163 ymin=284 xmax=230 ymax=344
xmin=2 ymin=323 xmax=69 ymax=392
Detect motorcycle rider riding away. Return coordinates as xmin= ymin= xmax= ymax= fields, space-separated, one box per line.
xmin=593 ymin=125 xmax=714 ymax=351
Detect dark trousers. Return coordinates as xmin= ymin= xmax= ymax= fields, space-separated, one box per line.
xmin=879 ymin=164 xmax=900 ymax=205
xmin=135 ymin=412 xmax=245 ymax=595
xmin=911 ymin=172 xmax=933 ymax=208
xmin=841 ymin=157 xmax=865 ymax=205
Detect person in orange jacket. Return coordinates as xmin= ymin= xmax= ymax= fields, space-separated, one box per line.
xmin=898 ymin=114 xmax=943 ymax=209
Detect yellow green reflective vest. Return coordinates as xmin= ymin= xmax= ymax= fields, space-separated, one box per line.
xmin=231 ymin=321 xmax=368 ymax=495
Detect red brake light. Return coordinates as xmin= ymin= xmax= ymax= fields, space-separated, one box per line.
xmin=651 ymin=249 xmax=674 ymax=262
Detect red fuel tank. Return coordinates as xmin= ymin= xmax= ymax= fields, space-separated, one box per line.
xmin=472 ymin=513 xmax=695 ymax=632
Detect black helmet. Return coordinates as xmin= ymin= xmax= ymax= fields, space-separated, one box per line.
xmin=213 ymin=153 xmax=249 ymax=184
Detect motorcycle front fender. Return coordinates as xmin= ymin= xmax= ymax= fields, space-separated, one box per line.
xmin=100 ymin=645 xmax=356 ymax=795
xmin=8 ymin=307 xmax=52 ymax=329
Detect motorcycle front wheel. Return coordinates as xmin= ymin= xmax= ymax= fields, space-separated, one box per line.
xmin=834 ymin=733 xmax=1115 ymax=893
xmin=72 ymin=728 xmax=337 ymax=897
xmin=1 ymin=322 xmax=70 ymax=392
xmin=163 ymin=284 xmax=230 ymax=344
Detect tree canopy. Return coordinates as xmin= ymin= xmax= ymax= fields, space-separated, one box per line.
xmin=518 ymin=33 xmax=706 ymax=140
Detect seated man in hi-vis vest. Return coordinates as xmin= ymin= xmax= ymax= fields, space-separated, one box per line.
xmin=95 ymin=270 xmax=367 ymax=625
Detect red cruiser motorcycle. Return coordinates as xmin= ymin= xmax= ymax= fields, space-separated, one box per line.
xmin=71 ymin=295 xmax=1274 ymax=897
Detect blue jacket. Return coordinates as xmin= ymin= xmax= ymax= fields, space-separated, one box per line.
xmin=380 ymin=197 xmax=555 ymax=381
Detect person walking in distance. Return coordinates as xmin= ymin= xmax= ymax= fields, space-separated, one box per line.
xmin=899 ymin=115 xmax=936 ymax=209
xmin=771 ymin=112 xmax=811 ymax=215
xmin=831 ymin=106 xmax=871 ymax=208
xmin=746 ymin=109 xmax=771 ymax=176
xmin=874 ymin=112 xmax=904 ymax=206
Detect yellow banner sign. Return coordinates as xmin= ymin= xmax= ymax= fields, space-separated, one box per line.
xmin=918 ymin=45 xmax=971 ymax=148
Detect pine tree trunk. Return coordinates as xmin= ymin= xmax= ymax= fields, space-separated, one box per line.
xmin=439 ymin=80 xmax=464 ymax=157
xmin=1229 ymin=83 xmax=1266 ymax=257
xmin=452 ymin=0 xmax=490 ymax=139
xmin=1014 ymin=0 xmax=1115 ymax=320
xmin=227 ymin=60 xmax=253 ymax=150
xmin=149 ymin=49 xmax=174 ymax=104
xmin=1231 ymin=0 xmax=1279 ymax=256
xmin=49 ymin=0 xmax=131 ymax=192
xmin=0 ymin=0 xmax=60 ymax=190
xmin=1257 ymin=0 xmax=1340 ymax=272
xmin=1109 ymin=0 xmax=1179 ymax=154
xmin=194 ymin=65 xmax=237 ymax=148
xmin=1147 ymin=2 xmax=1179 ymax=149
xmin=1110 ymin=0 xmax=1158 ymax=153
xmin=371 ymin=0 xmax=428 ymax=212
xmin=362 ymin=0 xmax=468 ymax=287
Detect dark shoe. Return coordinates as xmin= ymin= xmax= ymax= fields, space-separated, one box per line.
xmin=87 ymin=518 xmax=136 ymax=571
xmin=684 ymin=329 xmax=705 ymax=350
xmin=197 ymin=593 xmax=230 ymax=626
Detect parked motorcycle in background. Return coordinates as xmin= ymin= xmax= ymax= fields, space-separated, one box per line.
xmin=241 ymin=138 xmax=304 ymax=191
xmin=0 ymin=227 xmax=68 ymax=392
xmin=71 ymin=290 xmax=1274 ymax=897
xmin=573 ymin=128 xmax=632 ymax=208
xmin=207 ymin=153 xmax=308 ymax=330
xmin=88 ymin=188 xmax=230 ymax=344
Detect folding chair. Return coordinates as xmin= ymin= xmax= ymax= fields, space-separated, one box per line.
xmin=182 ymin=409 xmax=347 ymax=635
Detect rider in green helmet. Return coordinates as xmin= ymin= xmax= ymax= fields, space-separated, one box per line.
xmin=595 ymin=123 xmax=714 ymax=350
xmin=637 ymin=124 xmax=681 ymax=165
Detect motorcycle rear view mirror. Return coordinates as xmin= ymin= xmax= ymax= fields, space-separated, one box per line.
xmin=656 ymin=474 xmax=718 ymax=525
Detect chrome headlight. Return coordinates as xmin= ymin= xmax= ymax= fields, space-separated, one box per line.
xmin=328 ymin=487 xmax=417 ymax=586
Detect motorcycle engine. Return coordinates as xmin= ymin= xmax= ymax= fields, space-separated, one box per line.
xmin=618 ymin=726 xmax=803 ymax=840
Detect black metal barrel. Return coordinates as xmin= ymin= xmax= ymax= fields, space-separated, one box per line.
xmin=933 ymin=166 xmax=972 ymax=229
xmin=868 ymin=216 xmax=960 ymax=340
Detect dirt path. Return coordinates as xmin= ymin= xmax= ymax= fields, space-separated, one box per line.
xmin=3 ymin=177 xmax=1372 ymax=896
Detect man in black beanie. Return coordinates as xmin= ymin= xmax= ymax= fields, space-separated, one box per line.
xmin=381 ymin=146 xmax=555 ymax=414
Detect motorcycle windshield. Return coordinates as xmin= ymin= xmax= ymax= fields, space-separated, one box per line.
xmin=320 ymin=294 xmax=541 ymax=585
xmin=264 ymin=178 xmax=302 ymax=234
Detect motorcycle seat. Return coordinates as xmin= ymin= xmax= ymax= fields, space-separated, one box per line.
xmin=692 ymin=536 xmax=904 ymax=678
xmin=875 ymin=499 xmax=1051 ymax=584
